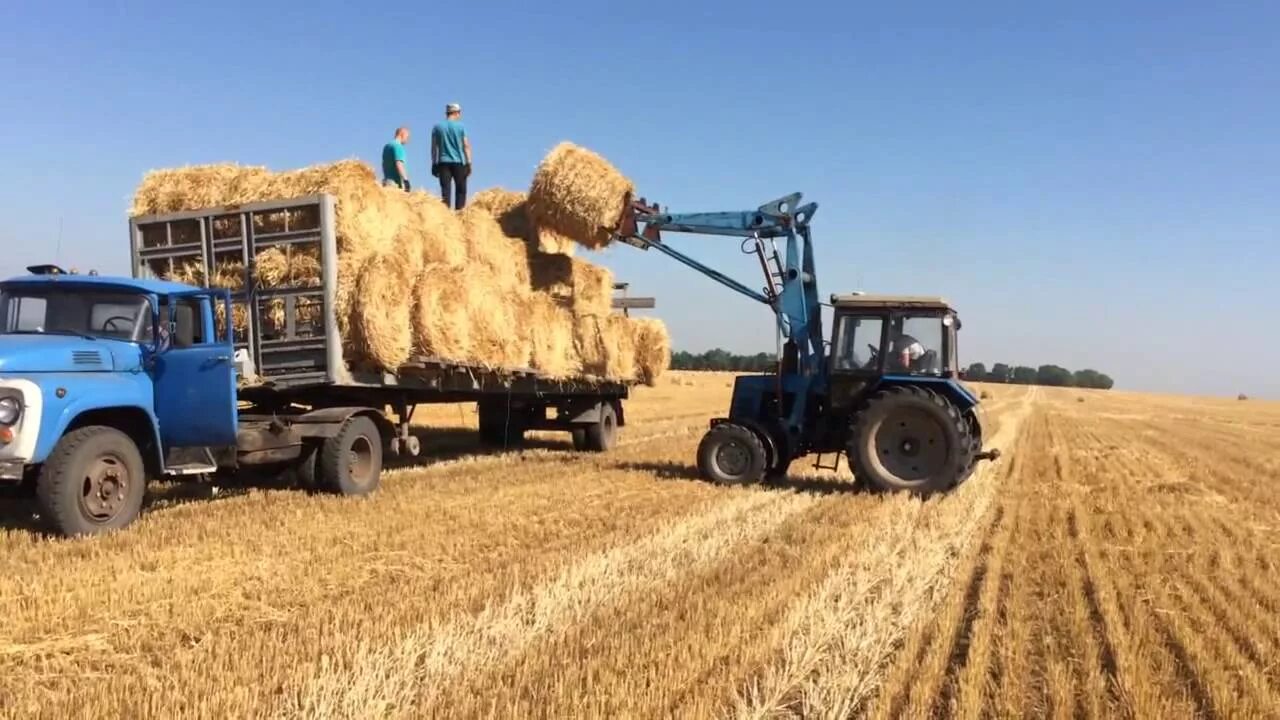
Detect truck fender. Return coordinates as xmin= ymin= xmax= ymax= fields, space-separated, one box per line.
xmin=289 ymin=407 xmax=394 ymax=446
xmin=46 ymin=405 xmax=165 ymax=477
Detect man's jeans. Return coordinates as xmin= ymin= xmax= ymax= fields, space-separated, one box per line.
xmin=438 ymin=163 xmax=468 ymax=209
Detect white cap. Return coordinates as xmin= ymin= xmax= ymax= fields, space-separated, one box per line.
xmin=446 ymin=103 xmax=461 ymax=113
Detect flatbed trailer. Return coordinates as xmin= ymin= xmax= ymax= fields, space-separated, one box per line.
xmin=129 ymin=192 xmax=632 ymax=472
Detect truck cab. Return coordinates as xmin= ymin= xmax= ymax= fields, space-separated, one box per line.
xmin=0 ymin=266 xmax=236 ymax=535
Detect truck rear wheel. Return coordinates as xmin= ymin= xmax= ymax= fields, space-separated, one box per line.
xmin=36 ymin=426 xmax=147 ymax=537
xmin=317 ymin=416 xmax=382 ymax=496
xmin=697 ymin=423 xmax=767 ymax=485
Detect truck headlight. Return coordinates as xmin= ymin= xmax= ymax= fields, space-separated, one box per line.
xmin=0 ymin=396 xmax=20 ymax=426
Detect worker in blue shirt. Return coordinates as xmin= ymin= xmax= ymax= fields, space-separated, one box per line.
xmin=431 ymin=103 xmax=472 ymax=208
xmin=381 ymin=127 xmax=411 ymax=190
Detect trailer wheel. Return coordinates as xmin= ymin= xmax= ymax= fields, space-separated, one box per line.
xmin=36 ymin=426 xmax=147 ymax=537
xmin=317 ymin=416 xmax=382 ymax=496
xmin=583 ymin=402 xmax=618 ymax=452
xmin=571 ymin=428 xmax=588 ymax=451
xmin=697 ymin=423 xmax=767 ymax=485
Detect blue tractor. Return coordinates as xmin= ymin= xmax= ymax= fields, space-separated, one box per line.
xmin=614 ymin=193 xmax=1000 ymax=492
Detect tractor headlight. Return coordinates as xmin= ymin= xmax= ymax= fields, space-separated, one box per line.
xmin=0 ymin=396 xmax=21 ymax=426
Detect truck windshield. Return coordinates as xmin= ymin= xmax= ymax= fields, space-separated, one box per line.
xmin=0 ymin=286 xmax=151 ymax=342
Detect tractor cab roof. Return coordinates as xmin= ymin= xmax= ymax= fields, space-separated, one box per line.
xmin=829 ymin=293 xmax=954 ymax=312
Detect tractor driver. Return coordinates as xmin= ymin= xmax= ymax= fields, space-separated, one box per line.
xmin=888 ymin=330 xmax=926 ymax=372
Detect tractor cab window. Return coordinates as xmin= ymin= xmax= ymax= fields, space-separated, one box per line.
xmin=886 ymin=315 xmax=945 ymax=375
xmin=833 ymin=315 xmax=885 ymax=372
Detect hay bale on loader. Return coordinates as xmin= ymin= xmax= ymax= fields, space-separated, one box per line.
xmin=527 ymin=142 xmax=633 ymax=250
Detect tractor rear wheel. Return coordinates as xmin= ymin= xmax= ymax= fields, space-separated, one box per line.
xmin=697 ymin=423 xmax=767 ymax=485
xmin=849 ymin=386 xmax=972 ymax=495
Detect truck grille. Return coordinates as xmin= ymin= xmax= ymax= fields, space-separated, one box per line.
xmin=72 ymin=350 xmax=104 ymax=366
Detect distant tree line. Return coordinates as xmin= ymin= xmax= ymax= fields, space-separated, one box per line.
xmin=672 ymin=349 xmax=776 ymax=372
xmin=962 ymin=363 xmax=1115 ymax=390
xmin=672 ymin=350 xmax=1115 ymax=390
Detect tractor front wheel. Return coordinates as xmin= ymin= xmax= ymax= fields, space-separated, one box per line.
xmin=697 ymin=423 xmax=768 ymax=486
xmin=850 ymin=386 xmax=972 ymax=495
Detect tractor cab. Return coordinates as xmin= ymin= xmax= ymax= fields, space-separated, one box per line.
xmin=829 ymin=294 xmax=960 ymax=379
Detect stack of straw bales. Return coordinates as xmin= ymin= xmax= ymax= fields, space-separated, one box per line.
xmin=129 ymin=142 xmax=669 ymax=385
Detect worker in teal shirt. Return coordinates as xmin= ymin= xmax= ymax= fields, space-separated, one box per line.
xmin=431 ymin=103 xmax=472 ymax=208
xmin=382 ymin=127 xmax=411 ymax=190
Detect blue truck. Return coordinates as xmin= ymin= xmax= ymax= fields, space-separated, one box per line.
xmin=0 ymin=194 xmax=631 ymax=537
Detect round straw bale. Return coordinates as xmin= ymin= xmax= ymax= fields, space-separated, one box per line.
xmin=404 ymin=191 xmax=466 ymax=266
xmin=350 ymin=251 xmax=415 ymax=370
xmin=526 ymin=142 xmax=634 ymax=250
xmin=469 ymin=188 xmax=532 ymax=237
xmin=462 ymin=265 xmax=527 ymax=369
xmin=459 ymin=207 xmax=531 ymax=291
xmin=130 ymin=164 xmax=271 ymax=216
xmin=412 ymin=264 xmax=473 ymax=362
xmin=528 ymin=254 xmax=612 ymax=314
xmin=631 ymin=317 xmax=671 ymax=386
xmin=264 ymin=160 xmax=390 ymax=266
xmin=574 ymin=314 xmax=608 ymax=379
xmin=599 ymin=314 xmax=638 ymax=382
xmin=526 ymin=293 xmax=579 ymax=379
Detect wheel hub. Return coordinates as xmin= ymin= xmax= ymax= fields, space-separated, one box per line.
xmin=715 ymin=442 xmax=750 ymax=477
xmin=348 ymin=436 xmax=374 ymax=484
xmin=874 ymin=409 xmax=949 ymax=481
xmin=81 ymin=456 xmax=129 ymax=521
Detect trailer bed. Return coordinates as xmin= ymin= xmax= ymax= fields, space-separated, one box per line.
xmin=129 ymin=193 xmax=631 ymax=406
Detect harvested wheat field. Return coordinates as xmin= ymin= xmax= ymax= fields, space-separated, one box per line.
xmin=1 ymin=376 xmax=1278 ymax=719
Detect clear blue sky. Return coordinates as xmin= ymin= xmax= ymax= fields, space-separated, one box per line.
xmin=1 ymin=1 xmax=1275 ymax=398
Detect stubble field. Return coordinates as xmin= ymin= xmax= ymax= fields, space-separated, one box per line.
xmin=1 ymin=372 xmax=1277 ymax=719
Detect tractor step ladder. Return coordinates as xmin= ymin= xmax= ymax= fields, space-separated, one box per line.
xmin=812 ymin=451 xmax=843 ymax=473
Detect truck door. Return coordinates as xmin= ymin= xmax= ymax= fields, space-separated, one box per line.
xmin=150 ymin=291 xmax=238 ymax=448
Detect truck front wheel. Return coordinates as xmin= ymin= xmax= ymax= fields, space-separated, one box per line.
xmin=317 ymin=415 xmax=383 ymax=496
xmin=36 ymin=426 xmax=147 ymax=537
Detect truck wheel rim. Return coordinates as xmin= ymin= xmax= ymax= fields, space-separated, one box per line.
xmin=348 ymin=436 xmax=374 ymax=485
xmin=80 ymin=455 xmax=130 ymax=522
xmin=872 ymin=409 xmax=948 ymax=482
xmin=716 ymin=441 xmax=750 ymax=477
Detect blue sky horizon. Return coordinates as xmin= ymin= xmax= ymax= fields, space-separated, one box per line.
xmin=1 ymin=1 xmax=1275 ymax=398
